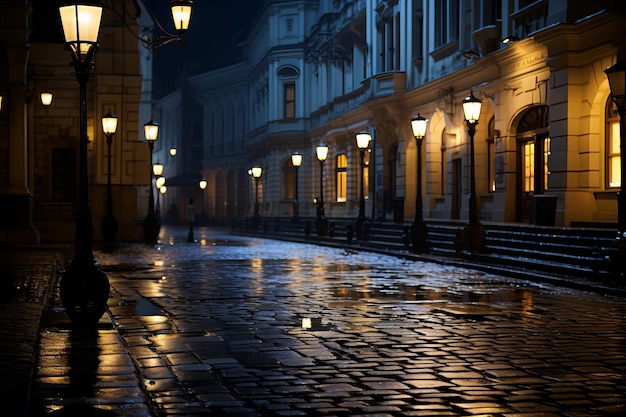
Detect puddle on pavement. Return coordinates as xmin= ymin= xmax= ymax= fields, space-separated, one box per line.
xmin=119 ymin=297 xmax=164 ymax=316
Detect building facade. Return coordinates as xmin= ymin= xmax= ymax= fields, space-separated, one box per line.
xmin=156 ymin=0 xmax=626 ymax=230
xmin=0 ymin=0 xmax=158 ymax=243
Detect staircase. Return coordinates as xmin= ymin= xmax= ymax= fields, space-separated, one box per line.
xmin=235 ymin=217 xmax=620 ymax=288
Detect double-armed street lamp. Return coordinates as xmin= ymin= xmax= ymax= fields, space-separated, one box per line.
xmin=316 ymin=144 xmax=329 ymax=236
xmin=462 ymin=91 xmax=485 ymax=253
xmin=143 ymin=120 xmax=160 ymax=244
xmin=605 ymin=61 xmax=626 ymax=279
xmin=101 ymin=111 xmax=118 ymax=250
xmin=251 ymin=166 xmax=262 ymax=223
xmin=57 ymin=0 xmax=109 ymax=327
xmin=410 ymin=114 xmax=428 ymax=252
xmin=291 ymin=153 xmax=302 ymax=221
xmin=355 ymin=132 xmax=371 ymax=239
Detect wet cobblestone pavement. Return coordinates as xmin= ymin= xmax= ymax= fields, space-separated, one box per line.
xmin=28 ymin=227 xmax=626 ymax=416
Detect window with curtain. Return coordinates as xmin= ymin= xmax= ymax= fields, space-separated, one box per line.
xmin=607 ymin=99 xmax=621 ymax=188
xmin=336 ymin=154 xmax=347 ymax=202
xmin=282 ymin=159 xmax=297 ymax=199
xmin=278 ymin=66 xmax=299 ymax=119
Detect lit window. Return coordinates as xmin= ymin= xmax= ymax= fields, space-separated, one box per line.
xmin=336 ymin=154 xmax=347 ymax=202
xmin=607 ymin=100 xmax=621 ymax=188
xmin=284 ymin=83 xmax=295 ymax=118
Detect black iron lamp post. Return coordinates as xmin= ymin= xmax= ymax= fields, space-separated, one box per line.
xmin=316 ymin=143 xmax=329 ymax=236
xmin=251 ymin=166 xmax=262 ymax=222
xmin=355 ymin=132 xmax=371 ymax=239
xmin=410 ymin=114 xmax=428 ymax=252
xmin=57 ymin=0 xmax=109 ymax=327
xmin=291 ymin=153 xmax=302 ymax=221
xmin=605 ymin=61 xmax=626 ymax=279
xmin=199 ymin=179 xmax=207 ymax=225
xmin=152 ymin=175 xmax=167 ymax=219
xmin=141 ymin=0 xmax=194 ymax=50
xmin=142 ymin=120 xmax=161 ymax=244
xmin=100 ymin=111 xmax=118 ymax=250
xmin=462 ymin=91 xmax=485 ymax=253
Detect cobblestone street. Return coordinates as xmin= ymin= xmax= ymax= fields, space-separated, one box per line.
xmin=28 ymin=226 xmax=626 ymax=416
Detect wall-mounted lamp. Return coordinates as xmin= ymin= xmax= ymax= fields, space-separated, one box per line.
xmin=502 ymin=35 xmax=519 ymax=45
xmin=40 ymin=92 xmax=53 ymax=106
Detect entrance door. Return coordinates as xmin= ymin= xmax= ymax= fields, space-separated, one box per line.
xmin=515 ymin=106 xmax=550 ymax=222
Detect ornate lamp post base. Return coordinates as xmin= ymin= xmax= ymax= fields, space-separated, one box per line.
xmin=463 ymin=223 xmax=486 ymax=253
xmin=143 ymin=213 xmax=160 ymax=244
xmin=60 ymin=257 xmax=110 ymax=328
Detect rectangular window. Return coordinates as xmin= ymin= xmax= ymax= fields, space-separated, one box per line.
xmin=487 ymin=138 xmax=495 ymax=192
xmin=52 ymin=149 xmax=76 ymax=202
xmin=609 ymin=120 xmax=621 ymax=188
xmin=336 ymin=154 xmax=347 ymax=202
xmin=434 ymin=0 xmax=459 ymax=47
xmin=284 ymin=83 xmax=295 ymax=118
xmin=523 ymin=141 xmax=535 ymax=192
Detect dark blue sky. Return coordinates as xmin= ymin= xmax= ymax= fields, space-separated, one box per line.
xmin=146 ymin=0 xmax=263 ymax=97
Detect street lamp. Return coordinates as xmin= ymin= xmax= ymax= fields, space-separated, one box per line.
xmin=410 ymin=114 xmax=428 ymax=252
xmin=355 ymin=132 xmax=371 ymax=239
xmin=605 ymin=61 xmax=626 ymax=278
xmin=199 ymin=179 xmax=207 ymax=225
xmin=316 ymin=143 xmax=329 ymax=236
xmin=155 ymin=175 xmax=166 ymax=221
xmin=251 ymin=166 xmax=262 ymax=223
xmin=57 ymin=0 xmax=109 ymax=327
xmin=100 ymin=111 xmax=118 ymax=249
xmin=40 ymin=92 xmax=53 ymax=106
xmin=140 ymin=0 xmax=194 ymax=50
xmin=143 ymin=119 xmax=160 ymax=244
xmin=462 ymin=91 xmax=485 ymax=252
xmin=170 ymin=147 xmax=177 ymax=156
xmin=291 ymin=153 xmax=302 ymax=221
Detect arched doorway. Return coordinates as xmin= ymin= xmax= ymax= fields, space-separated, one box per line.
xmin=516 ymin=105 xmax=550 ymax=222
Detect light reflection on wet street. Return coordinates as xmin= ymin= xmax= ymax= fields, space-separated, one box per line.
xmin=99 ymin=227 xmax=625 ymax=416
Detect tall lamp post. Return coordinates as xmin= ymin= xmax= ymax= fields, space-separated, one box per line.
xmin=316 ymin=144 xmax=329 ymax=236
xmin=410 ymin=114 xmax=428 ymax=252
xmin=251 ymin=166 xmax=262 ymax=223
xmin=462 ymin=91 xmax=485 ymax=253
xmin=101 ymin=111 xmax=118 ymax=250
xmin=57 ymin=0 xmax=109 ymax=327
xmin=291 ymin=153 xmax=302 ymax=221
xmin=605 ymin=61 xmax=626 ymax=278
xmin=199 ymin=179 xmax=207 ymax=225
xmin=355 ymin=132 xmax=371 ymax=239
xmin=155 ymin=175 xmax=166 ymax=221
xmin=143 ymin=120 xmax=160 ymax=244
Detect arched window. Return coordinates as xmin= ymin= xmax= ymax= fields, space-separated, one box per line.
xmin=487 ymin=117 xmax=496 ymax=192
xmin=335 ymin=154 xmax=347 ymax=202
xmin=606 ymin=98 xmax=621 ymax=188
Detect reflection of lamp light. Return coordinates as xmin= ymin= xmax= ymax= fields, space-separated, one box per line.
xmin=57 ymin=0 xmax=109 ymax=328
xmin=40 ymin=92 xmax=53 ymax=106
xmin=0 ymin=95 xmax=3 ymax=111
xmin=462 ymin=91 xmax=485 ymax=253
xmin=301 ymin=318 xmax=312 ymax=329
xmin=410 ymin=114 xmax=428 ymax=252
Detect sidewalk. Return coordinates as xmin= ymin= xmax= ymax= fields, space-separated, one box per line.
xmin=3 ymin=227 xmax=626 ymax=416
